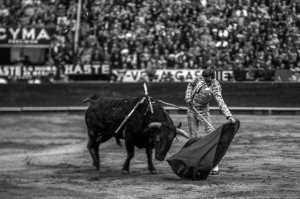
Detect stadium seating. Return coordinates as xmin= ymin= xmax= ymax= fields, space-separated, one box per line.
xmin=1 ymin=0 xmax=300 ymax=75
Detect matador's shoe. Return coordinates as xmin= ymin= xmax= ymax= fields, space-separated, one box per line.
xmin=210 ymin=170 xmax=219 ymax=175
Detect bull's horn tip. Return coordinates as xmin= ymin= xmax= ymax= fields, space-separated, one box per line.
xmin=176 ymin=128 xmax=190 ymax=139
xmin=148 ymin=122 xmax=162 ymax=129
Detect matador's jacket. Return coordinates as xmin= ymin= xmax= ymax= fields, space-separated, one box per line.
xmin=185 ymin=76 xmax=232 ymax=137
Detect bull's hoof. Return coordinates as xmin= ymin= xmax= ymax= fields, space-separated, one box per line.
xmin=115 ymin=138 xmax=122 ymax=147
xmin=122 ymin=169 xmax=129 ymax=174
xmin=117 ymin=142 xmax=122 ymax=147
xmin=93 ymin=161 xmax=99 ymax=170
xmin=149 ymin=169 xmax=158 ymax=175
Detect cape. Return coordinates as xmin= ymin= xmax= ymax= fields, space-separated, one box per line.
xmin=167 ymin=120 xmax=240 ymax=180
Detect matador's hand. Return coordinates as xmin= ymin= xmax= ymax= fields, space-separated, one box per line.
xmin=186 ymin=99 xmax=192 ymax=107
xmin=227 ymin=116 xmax=236 ymax=123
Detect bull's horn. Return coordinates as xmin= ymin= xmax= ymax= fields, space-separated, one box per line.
xmin=176 ymin=128 xmax=190 ymax=139
xmin=148 ymin=122 xmax=162 ymax=129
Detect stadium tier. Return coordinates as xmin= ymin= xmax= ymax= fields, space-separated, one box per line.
xmin=0 ymin=0 xmax=300 ymax=83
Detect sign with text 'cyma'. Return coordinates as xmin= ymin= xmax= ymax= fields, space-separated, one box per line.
xmin=0 ymin=27 xmax=55 ymax=48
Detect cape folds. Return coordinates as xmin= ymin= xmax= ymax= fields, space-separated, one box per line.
xmin=167 ymin=120 xmax=240 ymax=180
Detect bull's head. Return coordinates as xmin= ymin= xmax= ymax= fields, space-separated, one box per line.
xmin=148 ymin=122 xmax=189 ymax=161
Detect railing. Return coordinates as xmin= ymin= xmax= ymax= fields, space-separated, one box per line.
xmin=1 ymin=106 xmax=299 ymax=115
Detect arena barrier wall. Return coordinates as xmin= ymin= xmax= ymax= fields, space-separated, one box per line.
xmin=0 ymin=82 xmax=299 ymax=115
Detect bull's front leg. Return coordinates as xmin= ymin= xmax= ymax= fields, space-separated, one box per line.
xmin=146 ymin=148 xmax=157 ymax=174
xmin=87 ymin=129 xmax=100 ymax=170
xmin=122 ymin=141 xmax=135 ymax=174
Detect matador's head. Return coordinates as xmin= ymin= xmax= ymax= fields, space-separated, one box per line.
xmin=202 ymin=68 xmax=215 ymax=86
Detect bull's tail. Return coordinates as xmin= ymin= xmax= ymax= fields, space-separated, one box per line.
xmin=82 ymin=94 xmax=100 ymax=104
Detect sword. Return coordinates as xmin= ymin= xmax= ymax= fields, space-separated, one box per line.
xmin=190 ymin=106 xmax=215 ymax=131
xmin=156 ymin=100 xmax=186 ymax=111
xmin=156 ymin=99 xmax=214 ymax=129
xmin=156 ymin=100 xmax=215 ymax=130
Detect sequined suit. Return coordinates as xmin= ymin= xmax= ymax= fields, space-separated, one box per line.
xmin=185 ymin=76 xmax=232 ymax=137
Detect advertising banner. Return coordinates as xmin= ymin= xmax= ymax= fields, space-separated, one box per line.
xmin=0 ymin=66 xmax=235 ymax=82
xmin=65 ymin=63 xmax=111 ymax=81
xmin=0 ymin=63 xmax=110 ymax=80
xmin=0 ymin=27 xmax=56 ymax=48
xmin=63 ymin=64 xmax=110 ymax=76
xmin=275 ymin=70 xmax=300 ymax=82
xmin=0 ymin=65 xmax=57 ymax=79
xmin=112 ymin=69 xmax=234 ymax=82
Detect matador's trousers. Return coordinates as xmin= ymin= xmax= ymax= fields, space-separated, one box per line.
xmin=187 ymin=105 xmax=214 ymax=138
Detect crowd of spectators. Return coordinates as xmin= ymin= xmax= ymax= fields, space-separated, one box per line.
xmin=1 ymin=0 xmax=300 ymax=81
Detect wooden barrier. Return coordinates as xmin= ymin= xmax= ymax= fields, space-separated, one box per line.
xmin=0 ymin=82 xmax=299 ymax=114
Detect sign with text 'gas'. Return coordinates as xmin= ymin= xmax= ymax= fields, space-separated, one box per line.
xmin=112 ymin=69 xmax=234 ymax=82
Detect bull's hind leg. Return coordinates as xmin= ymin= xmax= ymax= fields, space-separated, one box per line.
xmin=146 ymin=148 xmax=157 ymax=174
xmin=87 ymin=129 xmax=100 ymax=170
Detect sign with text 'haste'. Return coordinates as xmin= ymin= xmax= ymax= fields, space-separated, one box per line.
xmin=64 ymin=64 xmax=110 ymax=75
xmin=0 ymin=64 xmax=110 ymax=79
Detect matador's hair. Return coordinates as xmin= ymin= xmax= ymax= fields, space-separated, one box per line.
xmin=202 ymin=68 xmax=215 ymax=79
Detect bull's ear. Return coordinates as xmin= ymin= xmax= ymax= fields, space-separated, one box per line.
xmin=176 ymin=122 xmax=182 ymax=129
xmin=148 ymin=122 xmax=162 ymax=129
xmin=82 ymin=94 xmax=99 ymax=104
xmin=176 ymin=128 xmax=189 ymax=139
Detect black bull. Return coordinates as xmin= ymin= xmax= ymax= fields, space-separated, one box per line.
xmin=83 ymin=96 xmax=189 ymax=174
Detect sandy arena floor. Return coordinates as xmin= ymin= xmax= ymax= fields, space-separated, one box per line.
xmin=0 ymin=113 xmax=299 ymax=199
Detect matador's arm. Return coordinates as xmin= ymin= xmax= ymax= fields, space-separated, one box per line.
xmin=212 ymin=81 xmax=232 ymax=118
xmin=185 ymin=76 xmax=201 ymax=102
